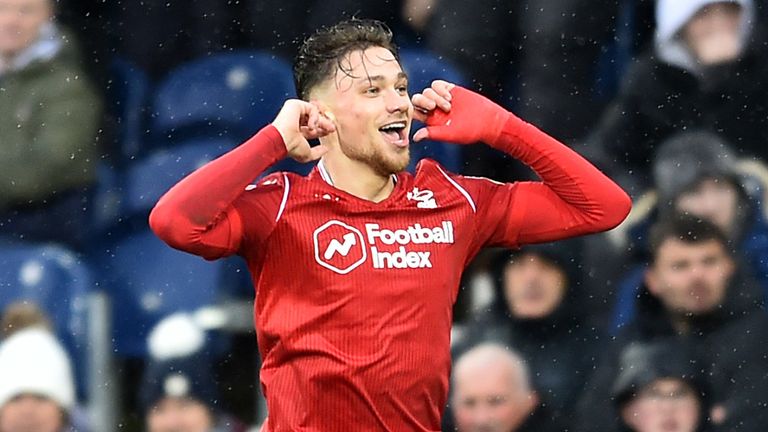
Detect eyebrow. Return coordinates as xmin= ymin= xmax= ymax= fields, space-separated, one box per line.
xmin=357 ymin=72 xmax=409 ymax=84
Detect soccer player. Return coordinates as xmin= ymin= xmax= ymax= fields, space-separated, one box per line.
xmin=149 ymin=19 xmax=631 ymax=432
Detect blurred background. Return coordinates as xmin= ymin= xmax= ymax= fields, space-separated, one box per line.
xmin=2 ymin=0 xmax=768 ymax=431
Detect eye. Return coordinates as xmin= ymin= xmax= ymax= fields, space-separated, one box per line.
xmin=397 ymin=85 xmax=408 ymax=94
xmin=365 ymin=87 xmax=380 ymax=95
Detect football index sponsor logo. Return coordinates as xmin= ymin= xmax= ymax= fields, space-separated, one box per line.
xmin=313 ymin=221 xmax=367 ymax=274
xmin=313 ymin=220 xmax=454 ymax=273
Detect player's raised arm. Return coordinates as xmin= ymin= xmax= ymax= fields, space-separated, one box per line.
xmin=412 ymin=81 xmax=631 ymax=244
xmin=149 ymin=100 xmax=335 ymax=259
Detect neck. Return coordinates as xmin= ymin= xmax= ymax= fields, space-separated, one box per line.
xmin=670 ymin=313 xmax=692 ymax=335
xmin=321 ymin=156 xmax=395 ymax=203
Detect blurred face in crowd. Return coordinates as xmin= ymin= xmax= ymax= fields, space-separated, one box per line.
xmin=646 ymin=238 xmax=733 ymax=315
xmin=675 ymin=178 xmax=739 ymax=237
xmin=682 ymin=2 xmax=744 ymax=65
xmin=312 ymin=46 xmax=413 ymax=176
xmin=146 ymin=397 xmax=214 ymax=432
xmin=452 ymin=353 xmax=538 ymax=432
xmin=503 ymin=253 xmax=567 ymax=319
xmin=0 ymin=0 xmax=52 ymax=58
xmin=0 ymin=394 xmax=65 ymax=432
xmin=621 ymin=378 xmax=701 ymax=432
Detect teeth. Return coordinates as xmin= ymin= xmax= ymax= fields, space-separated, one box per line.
xmin=380 ymin=122 xmax=406 ymax=131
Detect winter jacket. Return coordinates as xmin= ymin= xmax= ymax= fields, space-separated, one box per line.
xmin=0 ymin=24 xmax=102 ymax=210
xmin=449 ymin=242 xmax=602 ymax=431
xmin=574 ymin=270 xmax=768 ymax=432
xmin=588 ymin=0 xmax=768 ymax=192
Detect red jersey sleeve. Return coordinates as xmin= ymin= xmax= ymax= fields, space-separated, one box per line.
xmin=454 ymin=114 xmax=631 ymax=250
xmin=149 ymin=125 xmax=287 ymax=260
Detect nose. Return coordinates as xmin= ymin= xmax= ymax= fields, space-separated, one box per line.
xmin=385 ymin=89 xmax=410 ymax=114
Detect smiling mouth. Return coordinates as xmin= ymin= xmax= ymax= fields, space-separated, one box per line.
xmin=379 ymin=121 xmax=408 ymax=147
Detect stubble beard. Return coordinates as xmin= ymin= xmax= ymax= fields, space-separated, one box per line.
xmin=339 ymin=135 xmax=410 ymax=176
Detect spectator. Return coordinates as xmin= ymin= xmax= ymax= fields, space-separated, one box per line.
xmin=454 ymin=242 xmax=600 ymax=429
xmin=615 ymin=130 xmax=768 ymax=299
xmin=575 ymin=215 xmax=768 ymax=431
xmin=0 ymin=0 xmax=102 ymax=248
xmin=0 ymin=327 xmax=76 ymax=432
xmin=449 ymin=343 xmax=548 ymax=432
xmin=589 ymin=0 xmax=768 ymax=193
xmin=612 ymin=342 xmax=710 ymax=432
xmin=141 ymin=314 xmax=246 ymax=432
xmin=428 ymin=0 xmax=617 ymax=140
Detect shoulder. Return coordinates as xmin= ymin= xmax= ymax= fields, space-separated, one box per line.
xmin=243 ymin=171 xmax=311 ymax=194
xmin=619 ymin=52 xmax=690 ymax=97
xmin=412 ymin=159 xmax=505 ymax=213
xmin=415 ymin=157 xmax=507 ymax=191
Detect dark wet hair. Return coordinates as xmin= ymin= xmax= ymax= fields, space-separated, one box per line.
xmin=293 ymin=18 xmax=398 ymax=100
xmin=648 ymin=213 xmax=731 ymax=263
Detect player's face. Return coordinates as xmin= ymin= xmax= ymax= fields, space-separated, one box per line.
xmin=323 ymin=46 xmax=413 ymax=176
xmin=646 ymin=239 xmax=733 ymax=315
xmin=146 ymin=397 xmax=214 ymax=432
xmin=621 ymin=379 xmax=700 ymax=432
xmin=0 ymin=0 xmax=51 ymax=57
xmin=0 ymin=394 xmax=65 ymax=432
xmin=452 ymin=364 xmax=536 ymax=432
xmin=503 ymin=254 xmax=567 ymax=320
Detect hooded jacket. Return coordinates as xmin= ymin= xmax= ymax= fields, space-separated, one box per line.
xmin=588 ymin=0 xmax=768 ymax=192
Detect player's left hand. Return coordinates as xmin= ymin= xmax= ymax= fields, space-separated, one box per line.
xmin=411 ymin=80 xmax=510 ymax=145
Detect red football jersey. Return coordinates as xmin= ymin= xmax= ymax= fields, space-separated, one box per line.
xmin=150 ymin=118 xmax=630 ymax=431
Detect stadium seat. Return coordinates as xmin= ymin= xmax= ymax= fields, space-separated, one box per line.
xmin=123 ymin=137 xmax=237 ymax=222
xmin=98 ymin=229 xmax=228 ymax=357
xmin=108 ymin=58 xmax=151 ymax=162
xmin=150 ymin=51 xmax=295 ymax=143
xmin=0 ymin=243 xmax=93 ymax=398
xmin=399 ymin=48 xmax=467 ymax=173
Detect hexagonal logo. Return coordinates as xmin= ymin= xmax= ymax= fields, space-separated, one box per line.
xmin=313 ymin=220 xmax=367 ymax=274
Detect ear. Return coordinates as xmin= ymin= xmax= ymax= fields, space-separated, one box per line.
xmin=722 ymin=254 xmax=735 ymax=279
xmin=644 ymin=267 xmax=660 ymax=296
xmin=621 ymin=402 xmax=640 ymax=429
xmin=525 ymin=391 xmax=540 ymax=415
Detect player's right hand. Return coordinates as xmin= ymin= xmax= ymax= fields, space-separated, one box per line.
xmin=272 ymin=99 xmax=335 ymax=163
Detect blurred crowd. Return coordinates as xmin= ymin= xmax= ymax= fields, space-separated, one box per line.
xmin=2 ymin=0 xmax=768 ymax=431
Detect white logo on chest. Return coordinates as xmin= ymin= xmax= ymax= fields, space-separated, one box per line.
xmin=407 ymin=187 xmax=437 ymax=209
xmin=313 ymin=220 xmax=454 ymax=273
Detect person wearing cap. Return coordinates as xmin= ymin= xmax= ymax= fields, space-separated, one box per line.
xmin=575 ymin=214 xmax=768 ymax=432
xmin=613 ymin=130 xmax=768 ymax=306
xmin=612 ymin=341 xmax=710 ymax=432
xmin=141 ymin=353 xmax=246 ymax=432
xmin=587 ymin=0 xmax=768 ymax=193
xmin=449 ymin=241 xmax=600 ymax=431
xmin=140 ymin=313 xmax=246 ymax=432
xmin=0 ymin=327 xmax=76 ymax=432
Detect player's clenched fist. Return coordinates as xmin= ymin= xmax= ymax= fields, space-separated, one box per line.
xmin=412 ymin=80 xmax=511 ymax=146
xmin=271 ymin=99 xmax=336 ymax=162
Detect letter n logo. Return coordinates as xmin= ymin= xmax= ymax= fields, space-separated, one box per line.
xmin=313 ymin=220 xmax=367 ymax=274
